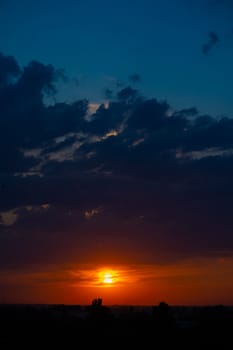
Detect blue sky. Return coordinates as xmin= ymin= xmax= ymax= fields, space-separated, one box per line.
xmin=0 ymin=0 xmax=232 ymax=116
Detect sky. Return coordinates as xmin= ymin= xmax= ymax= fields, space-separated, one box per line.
xmin=0 ymin=0 xmax=233 ymax=306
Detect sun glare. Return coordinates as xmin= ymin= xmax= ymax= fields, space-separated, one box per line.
xmin=103 ymin=273 xmax=113 ymax=284
xmin=98 ymin=269 xmax=119 ymax=286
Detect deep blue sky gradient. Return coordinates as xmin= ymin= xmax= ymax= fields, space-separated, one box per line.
xmin=0 ymin=0 xmax=232 ymax=116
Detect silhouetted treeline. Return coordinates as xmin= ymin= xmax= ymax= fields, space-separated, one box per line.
xmin=0 ymin=301 xmax=233 ymax=348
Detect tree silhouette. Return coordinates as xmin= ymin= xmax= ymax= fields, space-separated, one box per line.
xmin=152 ymin=301 xmax=176 ymax=332
xmin=87 ymin=298 xmax=113 ymax=322
xmin=91 ymin=297 xmax=102 ymax=307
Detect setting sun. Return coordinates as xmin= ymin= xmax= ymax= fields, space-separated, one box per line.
xmin=97 ymin=269 xmax=121 ymax=286
xmin=103 ymin=273 xmax=113 ymax=284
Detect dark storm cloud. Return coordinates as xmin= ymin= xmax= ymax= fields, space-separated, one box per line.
xmin=0 ymin=53 xmax=88 ymax=173
xmin=202 ymin=31 xmax=220 ymax=55
xmin=0 ymin=52 xmax=20 ymax=87
xmin=1 ymin=52 xmax=233 ymax=267
xmin=126 ymin=98 xmax=170 ymax=131
xmin=116 ymin=86 xmax=139 ymax=103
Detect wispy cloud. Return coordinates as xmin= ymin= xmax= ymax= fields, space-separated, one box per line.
xmin=202 ymin=31 xmax=220 ymax=55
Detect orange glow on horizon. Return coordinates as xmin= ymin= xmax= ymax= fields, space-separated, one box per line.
xmin=1 ymin=257 xmax=233 ymax=305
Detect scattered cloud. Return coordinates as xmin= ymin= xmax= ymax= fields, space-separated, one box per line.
xmin=202 ymin=31 xmax=220 ymax=55
xmin=84 ymin=207 xmax=102 ymax=219
xmin=0 ymin=209 xmax=18 ymax=226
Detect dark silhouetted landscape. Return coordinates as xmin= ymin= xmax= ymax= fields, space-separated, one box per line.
xmin=1 ymin=300 xmax=233 ymax=348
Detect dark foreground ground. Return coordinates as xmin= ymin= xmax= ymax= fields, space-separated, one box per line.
xmin=0 ymin=303 xmax=233 ymax=349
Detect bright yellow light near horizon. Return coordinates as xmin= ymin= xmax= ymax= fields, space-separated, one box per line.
xmin=103 ymin=273 xmax=113 ymax=284
xmin=98 ymin=269 xmax=119 ymax=286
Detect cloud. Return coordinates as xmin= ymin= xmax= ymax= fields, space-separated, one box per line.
xmin=0 ymin=209 xmax=18 ymax=226
xmin=84 ymin=207 xmax=102 ymax=219
xmin=0 ymin=52 xmax=20 ymax=87
xmin=1 ymin=52 xmax=233 ymax=270
xmin=202 ymin=31 xmax=220 ymax=55
xmin=104 ymin=88 xmax=113 ymax=99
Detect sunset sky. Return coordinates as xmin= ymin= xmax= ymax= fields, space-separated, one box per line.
xmin=1 ymin=0 xmax=233 ymax=306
